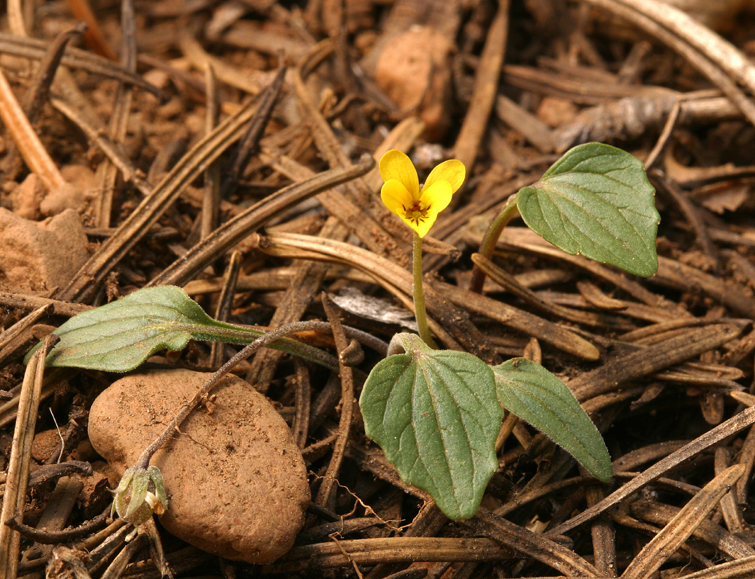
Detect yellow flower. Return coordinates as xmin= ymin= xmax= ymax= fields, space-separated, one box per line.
xmin=379 ymin=149 xmax=466 ymax=238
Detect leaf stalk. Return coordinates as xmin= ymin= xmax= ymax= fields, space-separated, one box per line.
xmin=469 ymin=193 xmax=519 ymax=294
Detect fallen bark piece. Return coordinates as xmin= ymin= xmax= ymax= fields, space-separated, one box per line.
xmin=88 ymin=369 xmax=310 ymax=564
xmin=0 ymin=208 xmax=90 ymax=293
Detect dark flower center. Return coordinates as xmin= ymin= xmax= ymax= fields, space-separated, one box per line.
xmin=403 ymin=200 xmax=429 ymax=225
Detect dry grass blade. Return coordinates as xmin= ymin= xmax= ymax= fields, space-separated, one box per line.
xmin=149 ymin=160 xmax=375 ymax=288
xmin=493 ymin=476 xmax=598 ymax=518
xmin=610 ymin=0 xmax=755 ymax=96
xmin=0 ymin=303 xmax=51 ymax=352
xmin=621 ymin=464 xmax=745 ymax=579
xmin=655 ymin=257 xmax=755 ymax=318
xmin=678 ymin=555 xmax=755 ymax=579
xmin=714 ymin=447 xmax=745 ymax=534
xmin=257 ymin=232 xmax=461 ymax=349
xmin=650 ymin=171 xmax=718 ymax=270
xmin=208 ymin=251 xmax=243 ymax=369
xmin=434 ymin=281 xmax=601 ymax=360
xmin=631 ymin=500 xmax=754 ymax=560
xmin=94 ymin=0 xmax=137 ymax=229
xmin=499 ymin=228 xmax=686 ymax=315
xmin=200 ymin=62 xmax=220 ymax=240
xmin=548 ymin=406 xmax=755 ymax=536
xmin=0 ymin=292 xmax=90 ymax=318
xmin=224 ymin=67 xmax=286 ymax=194
xmin=257 ymin=232 xmax=511 ymax=357
xmin=179 ymin=34 xmax=266 ymax=96
xmin=7 ymin=0 xmax=28 ymax=37
xmin=578 ymin=0 xmax=755 ymax=128
xmin=22 ymin=22 xmax=86 ymax=124
xmin=99 ymin=533 xmax=148 ymax=579
xmin=0 ymin=33 xmax=159 ymax=95
xmin=452 ymin=0 xmax=510 ymax=183
xmin=54 ymin=83 xmax=282 ymax=302
xmin=471 ymin=253 xmax=630 ymax=328
xmin=584 ymin=483 xmax=615 ymax=577
xmin=66 ymin=0 xmax=118 ymax=60
xmin=0 ymin=67 xmax=65 ymax=192
xmin=473 ymin=509 xmax=600 ymax=577
xmin=50 ymin=96 xmax=152 ymax=196
xmin=259 ymin=232 xmax=599 ymax=358
xmin=0 ymin=336 xmax=54 ymax=579
xmin=314 ymin=295 xmax=355 ymax=512
xmin=264 ymin=537 xmax=512 ymax=573
xmin=293 ymin=46 xmax=410 ymax=262
xmin=569 ymin=323 xmax=743 ymax=401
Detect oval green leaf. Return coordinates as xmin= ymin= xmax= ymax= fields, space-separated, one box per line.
xmin=493 ymin=358 xmax=612 ymax=483
xmin=32 ymin=286 xmax=217 ymax=371
xmin=517 ymin=143 xmax=660 ymax=277
xmin=28 ymin=286 xmax=335 ymax=372
xmin=359 ymin=334 xmax=503 ymax=520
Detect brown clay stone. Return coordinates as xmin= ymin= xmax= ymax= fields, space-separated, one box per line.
xmin=31 ymin=429 xmax=63 ymax=462
xmin=10 ymin=174 xmax=46 ymax=219
xmin=0 ymin=208 xmax=90 ymax=293
xmin=40 ymin=164 xmax=97 ymax=218
xmin=374 ymin=26 xmax=453 ymax=141
xmin=88 ymin=369 xmax=310 ymax=564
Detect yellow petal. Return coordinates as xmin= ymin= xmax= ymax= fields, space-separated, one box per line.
xmin=396 ymin=211 xmax=432 ymax=238
xmin=379 ymin=149 xmax=420 ymax=200
xmin=423 ymin=159 xmax=466 ymax=195
xmin=381 ymin=179 xmax=413 ymax=216
xmin=415 ymin=181 xmax=452 ymax=237
xmin=419 ymin=180 xmax=454 ymax=216
xmin=412 ymin=216 xmax=434 ymax=238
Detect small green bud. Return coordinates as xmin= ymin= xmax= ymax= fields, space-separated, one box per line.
xmin=112 ymin=465 xmax=168 ymax=528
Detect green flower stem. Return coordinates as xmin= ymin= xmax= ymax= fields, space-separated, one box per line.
xmin=135 ymin=319 xmax=335 ymax=470
xmin=413 ymin=231 xmax=438 ymax=349
xmin=469 ymin=194 xmax=519 ymax=294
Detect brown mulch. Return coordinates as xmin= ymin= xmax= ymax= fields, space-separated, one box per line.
xmin=3 ymin=0 xmax=755 ymax=578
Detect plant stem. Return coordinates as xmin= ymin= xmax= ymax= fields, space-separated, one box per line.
xmin=413 ymin=231 xmax=438 ymax=349
xmin=192 ymin=320 xmax=388 ymax=367
xmin=135 ymin=319 xmax=333 ymax=470
xmin=469 ymin=194 xmax=519 ymax=294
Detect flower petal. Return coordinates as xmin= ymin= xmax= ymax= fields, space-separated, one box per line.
xmin=381 ymin=179 xmax=413 ymax=216
xmin=399 ymin=213 xmax=433 ymax=238
xmin=415 ymin=181 xmax=453 ymax=237
xmin=412 ymin=217 xmax=434 ymax=238
xmin=419 ymin=180 xmax=454 ymax=216
xmin=379 ymin=149 xmax=420 ymax=200
xmin=423 ymin=159 xmax=466 ymax=194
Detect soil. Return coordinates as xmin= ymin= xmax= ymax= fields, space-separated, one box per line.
xmin=2 ymin=0 xmax=755 ymax=578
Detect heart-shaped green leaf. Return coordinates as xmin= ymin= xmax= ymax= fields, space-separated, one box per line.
xmin=517 ymin=143 xmax=660 ymax=277
xmin=493 ymin=358 xmax=612 ymax=482
xmin=28 ymin=286 xmax=335 ymax=372
xmin=359 ymin=333 xmax=503 ymax=520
